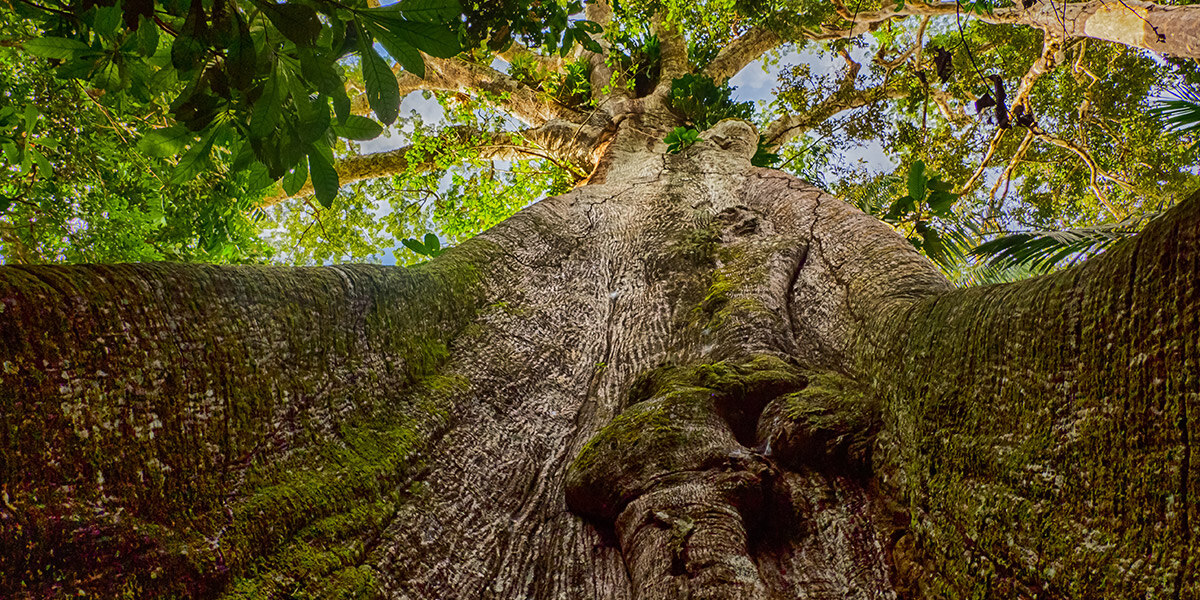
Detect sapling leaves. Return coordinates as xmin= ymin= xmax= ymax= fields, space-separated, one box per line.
xmin=664 ymin=127 xmax=699 ymax=153
xmin=402 ymin=233 xmax=448 ymax=257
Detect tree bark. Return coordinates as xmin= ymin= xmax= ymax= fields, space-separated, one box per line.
xmin=1 ymin=117 xmax=1197 ymax=599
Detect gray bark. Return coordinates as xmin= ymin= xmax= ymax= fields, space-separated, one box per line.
xmin=1 ymin=116 xmax=1197 ymax=599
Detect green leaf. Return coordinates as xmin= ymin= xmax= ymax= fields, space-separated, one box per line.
xmin=171 ymin=33 xmax=206 ymax=71
xmin=359 ymin=38 xmax=400 ymax=125
xmin=91 ymin=5 xmax=123 ymax=39
xmin=424 ymin=232 xmax=440 ymax=252
xmin=332 ymin=115 xmax=384 ymax=140
xmin=664 ymin=126 xmax=699 ymax=154
xmin=388 ymin=0 xmax=461 ymax=23
xmin=927 ymin=190 xmax=958 ymax=216
xmin=906 ymin=160 xmax=927 ymax=203
xmin=225 ymin=13 xmax=257 ymax=90
xmin=137 ymin=15 xmax=160 ymax=56
xmin=402 ymin=237 xmax=426 ymax=254
xmin=138 ymin=125 xmax=193 ymax=157
xmin=23 ymin=104 xmax=38 ymax=133
xmin=259 ymin=1 xmax=322 ymax=47
xmin=574 ymin=20 xmax=603 ymax=34
xmin=365 ymin=20 xmax=426 ymax=78
xmin=28 ymin=147 xmax=53 ymax=178
xmin=307 ymin=146 xmax=339 ymax=207
xmin=365 ymin=16 xmax=459 ymax=62
xmin=281 ymin=157 xmax=309 ymax=195
xmin=884 ymin=195 xmax=916 ymax=222
xmin=22 ymin=37 xmax=92 ymax=60
xmin=170 ymin=128 xmax=217 ymax=184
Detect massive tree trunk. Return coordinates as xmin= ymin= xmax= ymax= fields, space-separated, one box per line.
xmin=2 ymin=114 xmax=1197 ymax=599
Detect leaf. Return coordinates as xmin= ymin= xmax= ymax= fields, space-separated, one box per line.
xmin=91 ymin=5 xmax=123 ymax=39
xmin=573 ymin=19 xmax=603 ymax=34
xmin=359 ymin=38 xmax=400 ymax=125
xmin=1150 ymin=84 xmax=1200 ymax=135
xmin=307 ymin=146 xmax=339 ymax=207
xmin=281 ymin=157 xmax=308 ymax=195
xmin=137 ymin=15 xmax=160 ymax=56
xmin=332 ymin=115 xmax=384 ymax=140
xmin=225 ymin=13 xmax=257 ymax=90
xmin=664 ymin=126 xmax=699 ymax=154
xmin=259 ymin=1 xmax=322 ymax=47
xmin=884 ymin=195 xmax=916 ymax=221
xmin=28 ymin=147 xmax=53 ymax=178
xmin=927 ymin=190 xmax=958 ymax=216
xmin=170 ymin=128 xmax=217 ymax=184
xmin=365 ymin=20 xmax=426 ymax=78
xmin=969 ymin=213 xmax=1154 ymax=272
xmin=387 ymin=0 xmax=460 ymax=23
xmin=365 ymin=16 xmax=460 ymax=61
xmin=423 ymin=232 xmax=440 ymax=252
xmin=22 ymin=37 xmax=92 ymax=60
xmin=138 ymin=125 xmax=193 ymax=157
xmin=402 ymin=237 xmax=426 ymax=254
xmin=906 ymin=160 xmax=927 ymax=203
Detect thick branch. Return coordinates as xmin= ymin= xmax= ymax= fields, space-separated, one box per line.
xmin=349 ymin=56 xmax=585 ymax=126
xmin=1033 ymin=130 xmax=1137 ymax=218
xmin=701 ymin=27 xmax=783 ymax=84
xmin=810 ymin=0 xmax=1200 ymax=58
xmin=263 ymin=121 xmax=607 ymax=205
xmin=497 ymin=41 xmax=566 ymax=73
xmin=762 ymin=68 xmax=903 ymax=150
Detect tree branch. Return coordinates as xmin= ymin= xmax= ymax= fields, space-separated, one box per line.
xmin=701 ymin=26 xmax=783 ymax=84
xmin=262 ymin=121 xmax=609 ymax=205
xmin=348 ymin=56 xmax=586 ymax=126
xmin=496 ymin=41 xmax=566 ymax=73
xmin=1033 ymin=130 xmax=1139 ymax=219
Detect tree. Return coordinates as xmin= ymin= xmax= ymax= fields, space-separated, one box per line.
xmin=1 ymin=0 xmax=1198 ymax=598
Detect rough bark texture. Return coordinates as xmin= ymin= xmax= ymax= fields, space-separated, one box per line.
xmin=2 ymin=117 xmax=1198 ymax=599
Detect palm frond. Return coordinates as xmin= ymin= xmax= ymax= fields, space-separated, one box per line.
xmin=969 ymin=212 xmax=1159 ymax=274
xmin=1149 ymin=84 xmax=1200 ymax=135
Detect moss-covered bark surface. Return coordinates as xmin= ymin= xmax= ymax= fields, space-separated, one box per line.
xmin=1 ymin=118 xmax=1196 ymax=599
xmin=867 ymin=192 xmax=1200 ymax=598
xmin=0 ymin=252 xmax=492 ymax=597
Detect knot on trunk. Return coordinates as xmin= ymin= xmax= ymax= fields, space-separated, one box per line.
xmin=755 ymin=370 xmax=881 ymax=474
xmin=566 ymin=356 xmax=801 ymax=598
xmin=699 ymin=119 xmax=759 ymax=161
xmin=565 ymin=355 xmax=801 ymax=522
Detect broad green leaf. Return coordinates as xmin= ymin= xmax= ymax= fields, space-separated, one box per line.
xmin=332 ymin=115 xmax=384 ymax=140
xmin=906 ymin=160 xmax=927 ymax=203
xmin=574 ymin=20 xmax=603 ymax=34
xmin=23 ymin=104 xmax=38 ymax=132
xmin=424 ymin=232 xmax=440 ymax=251
xmin=137 ymin=15 xmax=160 ymax=56
xmin=281 ymin=157 xmax=309 ymax=195
xmin=366 ymin=16 xmax=460 ymax=59
xmin=359 ymin=39 xmax=400 ymax=125
xmin=91 ymin=5 xmax=123 ymax=38
xmin=23 ymin=37 xmax=92 ymax=60
xmin=927 ymin=190 xmax=958 ymax=216
xmin=139 ymin=125 xmax=194 ymax=157
xmin=28 ymin=148 xmax=53 ymax=178
xmin=402 ymin=237 xmax=426 ymax=254
xmin=1 ymin=142 xmax=18 ymax=163
xmin=225 ymin=13 xmax=257 ymax=90
xmin=260 ymin=1 xmax=322 ymax=47
xmin=367 ymin=0 xmax=460 ymax=23
xmin=170 ymin=127 xmax=217 ymax=184
xmin=171 ymin=33 xmax=206 ymax=71
xmin=366 ymin=20 xmax=426 ymax=78
xmin=307 ymin=147 xmax=339 ymax=207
